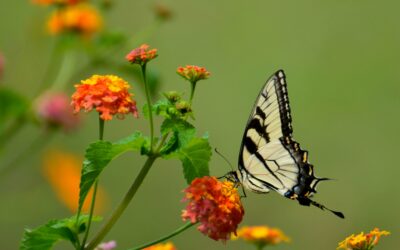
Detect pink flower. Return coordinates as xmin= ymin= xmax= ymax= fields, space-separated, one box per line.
xmin=181 ymin=176 xmax=244 ymax=241
xmin=35 ymin=91 xmax=80 ymax=131
xmin=95 ymin=240 xmax=117 ymax=250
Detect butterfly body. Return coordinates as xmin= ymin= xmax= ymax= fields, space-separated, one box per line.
xmin=227 ymin=70 xmax=344 ymax=218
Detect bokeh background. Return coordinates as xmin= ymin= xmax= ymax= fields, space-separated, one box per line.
xmin=1 ymin=0 xmax=399 ymax=249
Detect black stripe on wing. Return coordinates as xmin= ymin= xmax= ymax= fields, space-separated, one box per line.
xmin=239 ymin=70 xmax=293 ymax=169
xmin=274 ymin=70 xmax=293 ymax=137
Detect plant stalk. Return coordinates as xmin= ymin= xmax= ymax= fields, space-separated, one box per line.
xmin=80 ymin=117 xmax=104 ymax=249
xmin=128 ymin=222 xmax=195 ymax=250
xmin=85 ymin=155 xmax=157 ymax=250
xmin=141 ymin=63 xmax=154 ymax=151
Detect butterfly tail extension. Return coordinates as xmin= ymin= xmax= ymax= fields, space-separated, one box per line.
xmin=298 ymin=197 xmax=344 ymax=219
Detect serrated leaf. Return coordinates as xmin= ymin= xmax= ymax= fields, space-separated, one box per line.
xmin=176 ymin=137 xmax=211 ymax=184
xmin=161 ymin=119 xmax=195 ymax=149
xmin=20 ymin=215 xmax=100 ymax=250
xmin=78 ymin=132 xmax=145 ymax=212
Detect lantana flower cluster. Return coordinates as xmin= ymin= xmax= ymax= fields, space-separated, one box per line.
xmin=126 ymin=44 xmax=158 ymax=65
xmin=337 ymin=228 xmax=390 ymax=250
xmin=181 ymin=176 xmax=244 ymax=241
xmin=71 ymin=74 xmax=138 ymax=120
xmin=177 ymin=65 xmax=210 ymax=83
xmin=235 ymin=225 xmax=290 ymax=248
xmin=47 ymin=3 xmax=102 ymax=36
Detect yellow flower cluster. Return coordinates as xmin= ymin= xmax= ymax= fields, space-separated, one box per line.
xmin=337 ymin=228 xmax=390 ymax=250
xmin=234 ymin=225 xmax=290 ymax=248
xmin=47 ymin=3 xmax=102 ymax=36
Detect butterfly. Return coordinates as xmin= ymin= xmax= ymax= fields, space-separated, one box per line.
xmin=225 ymin=70 xmax=344 ymax=218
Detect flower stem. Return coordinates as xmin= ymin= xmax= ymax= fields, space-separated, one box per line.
xmin=85 ymin=155 xmax=158 ymax=250
xmin=189 ymin=81 xmax=197 ymax=104
xmin=80 ymin=181 xmax=98 ymax=249
xmin=0 ymin=118 xmax=24 ymax=148
xmin=141 ymin=63 xmax=154 ymax=151
xmin=80 ymin=117 xmax=104 ymax=249
xmin=51 ymin=50 xmax=76 ymax=91
xmin=128 ymin=222 xmax=195 ymax=250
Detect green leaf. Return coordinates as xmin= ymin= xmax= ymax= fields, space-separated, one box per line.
xmin=78 ymin=132 xmax=145 ymax=212
xmin=175 ymin=137 xmax=211 ymax=184
xmin=161 ymin=119 xmax=195 ymax=148
xmin=0 ymin=88 xmax=29 ymax=130
xmin=143 ymin=99 xmax=173 ymax=119
xmin=20 ymin=215 xmax=101 ymax=250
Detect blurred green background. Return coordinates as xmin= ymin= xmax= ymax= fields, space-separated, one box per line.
xmin=1 ymin=0 xmax=399 ymax=249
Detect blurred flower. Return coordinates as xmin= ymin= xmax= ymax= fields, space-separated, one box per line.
xmin=234 ymin=225 xmax=290 ymax=249
xmin=32 ymin=0 xmax=84 ymax=6
xmin=42 ymin=150 xmax=107 ymax=213
xmin=181 ymin=176 xmax=244 ymax=241
xmin=177 ymin=65 xmax=210 ymax=84
xmin=47 ymin=4 xmax=102 ymax=36
xmin=143 ymin=242 xmax=176 ymax=250
xmin=154 ymin=3 xmax=173 ymax=20
xmin=35 ymin=91 xmax=80 ymax=132
xmin=125 ymin=44 xmax=158 ymax=65
xmin=71 ymin=74 xmax=138 ymax=121
xmin=95 ymin=240 xmax=117 ymax=250
xmin=337 ymin=228 xmax=390 ymax=250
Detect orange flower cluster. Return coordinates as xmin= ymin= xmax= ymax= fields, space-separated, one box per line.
xmin=32 ymin=0 xmax=84 ymax=6
xmin=71 ymin=75 xmax=138 ymax=121
xmin=177 ymin=65 xmax=210 ymax=83
xmin=182 ymin=176 xmax=244 ymax=241
xmin=143 ymin=242 xmax=176 ymax=250
xmin=47 ymin=4 xmax=102 ymax=36
xmin=42 ymin=150 xmax=107 ymax=213
xmin=125 ymin=44 xmax=158 ymax=65
xmin=235 ymin=225 xmax=290 ymax=248
xmin=337 ymin=228 xmax=390 ymax=250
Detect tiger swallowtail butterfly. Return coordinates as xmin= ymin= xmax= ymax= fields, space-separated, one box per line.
xmin=225 ymin=70 xmax=344 ymax=219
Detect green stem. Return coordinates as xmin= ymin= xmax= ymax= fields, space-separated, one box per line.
xmin=256 ymin=243 xmax=265 ymax=250
xmin=189 ymin=81 xmax=197 ymax=104
xmin=141 ymin=63 xmax=154 ymax=151
xmin=128 ymin=222 xmax=195 ymax=250
xmin=0 ymin=132 xmax=54 ymax=179
xmin=80 ymin=181 xmax=99 ymax=249
xmin=98 ymin=118 xmax=105 ymax=141
xmin=34 ymin=38 xmax=61 ymax=96
xmin=80 ymin=117 xmax=104 ymax=249
xmin=51 ymin=50 xmax=76 ymax=91
xmin=85 ymin=155 xmax=158 ymax=250
xmin=0 ymin=119 xmax=24 ymax=148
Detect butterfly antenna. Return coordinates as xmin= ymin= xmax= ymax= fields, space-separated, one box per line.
xmin=214 ymin=148 xmax=235 ymax=172
xmin=310 ymin=199 xmax=345 ymax=219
